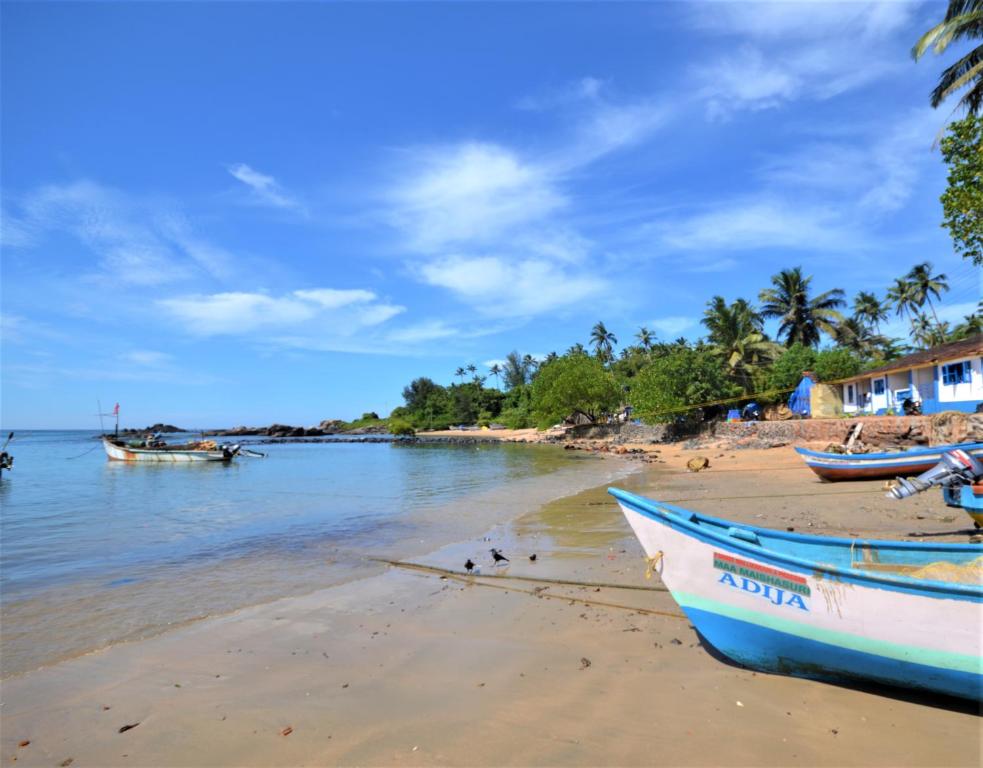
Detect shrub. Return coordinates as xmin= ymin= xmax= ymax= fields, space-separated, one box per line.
xmin=530 ymin=354 xmax=621 ymax=429
xmin=388 ymin=417 xmax=415 ymax=436
xmin=630 ymin=348 xmax=739 ymax=424
xmin=813 ymin=348 xmax=862 ymax=382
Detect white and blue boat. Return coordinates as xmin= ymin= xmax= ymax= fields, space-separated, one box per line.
xmin=795 ymin=443 xmax=983 ymax=482
xmin=610 ymin=487 xmax=983 ymax=701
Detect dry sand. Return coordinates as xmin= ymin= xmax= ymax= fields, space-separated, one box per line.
xmin=1 ymin=445 xmax=980 ymax=767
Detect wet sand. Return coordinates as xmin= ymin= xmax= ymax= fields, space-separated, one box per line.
xmin=1 ymin=446 xmax=980 ymax=767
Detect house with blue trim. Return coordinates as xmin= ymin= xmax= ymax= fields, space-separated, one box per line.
xmin=838 ymin=333 xmax=982 ymax=415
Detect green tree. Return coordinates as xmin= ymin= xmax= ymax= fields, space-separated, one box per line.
xmin=767 ymin=343 xmax=817 ymax=393
xmin=905 ymin=262 xmax=950 ymax=324
xmin=530 ymin=354 xmax=621 ymax=428
xmin=939 ymin=116 xmax=983 ymax=266
xmin=502 ymin=350 xmax=530 ymax=390
xmin=813 ymin=348 xmax=862 ymax=382
xmin=912 ymin=0 xmax=983 ymax=115
xmin=852 ymin=291 xmax=889 ymax=330
xmin=887 ymin=277 xmax=919 ymax=321
xmin=701 ymin=296 xmax=780 ymax=393
xmin=635 ymin=326 xmax=655 ymax=351
xmin=589 ymin=321 xmax=618 ymax=363
xmin=630 ymin=347 xmax=739 ymax=424
xmin=759 ymin=267 xmax=845 ymax=347
xmin=829 ymin=317 xmax=891 ymax=361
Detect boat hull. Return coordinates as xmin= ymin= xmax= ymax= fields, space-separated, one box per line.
xmin=611 ymin=488 xmax=983 ymax=700
xmin=796 ymin=443 xmax=983 ymax=482
xmin=102 ymin=438 xmax=232 ymax=462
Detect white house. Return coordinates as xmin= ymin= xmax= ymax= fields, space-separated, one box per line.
xmin=838 ymin=334 xmax=983 ymax=416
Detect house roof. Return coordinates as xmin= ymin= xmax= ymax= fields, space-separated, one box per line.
xmin=845 ymin=333 xmax=983 ymax=380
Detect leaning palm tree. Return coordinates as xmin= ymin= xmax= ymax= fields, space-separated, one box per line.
xmin=758 ymin=267 xmax=845 ymax=348
xmin=702 ymin=296 xmax=780 ymax=392
xmin=589 ymin=321 xmax=618 ymax=363
xmin=852 ymin=291 xmax=889 ymax=330
xmin=887 ymin=278 xmax=919 ymax=321
xmin=830 ymin=317 xmax=891 ymax=360
xmin=488 ymin=363 xmax=502 ymax=390
xmin=905 ymin=262 xmax=950 ymax=324
xmin=635 ymin=326 xmax=655 ymax=351
xmin=912 ymin=0 xmax=983 ymax=115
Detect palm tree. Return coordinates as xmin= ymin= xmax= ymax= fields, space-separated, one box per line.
xmin=905 ymin=262 xmax=949 ymax=324
xmin=852 ymin=291 xmax=889 ymax=330
xmin=887 ymin=277 xmax=919 ymax=321
xmin=912 ymin=0 xmax=983 ymax=115
xmin=758 ymin=267 xmax=845 ymax=347
xmin=454 ymin=366 xmax=466 ymax=384
xmin=911 ymin=313 xmax=936 ymax=348
xmin=543 ymin=351 xmax=559 ymax=365
xmin=502 ymin=350 xmax=528 ymax=390
xmin=830 ymin=316 xmax=891 ymax=360
xmin=589 ymin=321 xmax=618 ymax=362
xmin=566 ymin=342 xmax=586 ymax=356
xmin=951 ymin=301 xmax=983 ymax=338
xmin=522 ymin=354 xmax=538 ymax=373
xmin=635 ymin=326 xmax=655 ymax=351
xmin=702 ymin=296 xmax=781 ymax=392
xmin=488 ymin=363 xmax=502 ymax=389
xmin=466 ymin=363 xmax=477 ymax=379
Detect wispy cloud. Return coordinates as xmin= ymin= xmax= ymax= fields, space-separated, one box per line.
xmin=120 ymin=350 xmax=174 ymax=367
xmin=417 ymin=255 xmax=600 ymax=319
xmin=227 ymin=163 xmax=301 ymax=210
xmin=6 ymin=180 xmax=236 ymax=285
xmin=690 ymin=2 xmax=912 ymax=119
xmin=159 ymin=288 xmax=403 ymax=337
xmin=650 ymin=316 xmax=697 ymax=338
xmin=516 ymin=76 xmax=606 ymax=111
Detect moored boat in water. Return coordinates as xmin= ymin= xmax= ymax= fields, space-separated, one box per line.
xmin=795 ymin=443 xmax=983 ymax=481
xmin=610 ymin=486 xmax=983 ymax=701
xmin=101 ymin=435 xmax=241 ymax=462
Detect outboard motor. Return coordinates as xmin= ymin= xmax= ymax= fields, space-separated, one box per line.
xmin=887 ymin=450 xmax=983 ymax=500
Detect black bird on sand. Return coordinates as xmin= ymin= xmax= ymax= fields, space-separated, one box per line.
xmin=490 ymin=548 xmax=510 ymax=565
xmin=529 ymin=554 xmax=537 ymax=562
xmin=464 ymin=559 xmax=475 ymax=573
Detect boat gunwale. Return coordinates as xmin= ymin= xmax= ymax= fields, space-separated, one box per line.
xmin=608 ymin=487 xmax=982 ymax=599
xmin=794 ymin=443 xmax=983 ymax=463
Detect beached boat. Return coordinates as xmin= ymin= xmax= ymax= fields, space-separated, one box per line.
xmin=795 ymin=443 xmax=983 ymax=481
xmin=101 ymin=435 xmax=241 ymax=462
xmin=610 ymin=487 xmax=983 ymax=700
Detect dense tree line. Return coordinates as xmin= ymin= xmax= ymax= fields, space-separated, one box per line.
xmin=389 ymin=261 xmax=980 ymax=431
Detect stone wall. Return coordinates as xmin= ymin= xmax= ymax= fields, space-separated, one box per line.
xmin=573 ymin=411 xmax=983 ymax=448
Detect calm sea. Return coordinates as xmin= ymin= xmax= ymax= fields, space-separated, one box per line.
xmin=0 ymin=430 xmax=631 ymax=676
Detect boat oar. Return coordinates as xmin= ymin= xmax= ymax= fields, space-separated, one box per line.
xmin=1 ymin=432 xmax=13 ymax=451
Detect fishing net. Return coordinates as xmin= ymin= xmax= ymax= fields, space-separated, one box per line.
xmin=909 ymin=556 xmax=983 ymax=585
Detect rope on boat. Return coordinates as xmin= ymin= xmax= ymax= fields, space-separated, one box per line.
xmin=373 ymin=558 xmax=669 ymax=592
xmin=376 ymin=559 xmax=688 ymax=621
xmin=656 ymin=488 xmax=885 ymax=504
xmin=644 ymin=551 xmax=663 ymax=580
xmin=65 ymin=444 xmax=102 ymax=460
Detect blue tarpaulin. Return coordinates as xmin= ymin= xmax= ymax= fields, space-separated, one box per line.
xmin=789 ymin=376 xmax=813 ymax=416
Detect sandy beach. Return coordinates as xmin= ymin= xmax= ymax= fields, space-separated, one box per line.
xmin=1 ymin=444 xmax=980 ymax=768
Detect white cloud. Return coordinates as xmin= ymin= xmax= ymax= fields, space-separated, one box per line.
xmin=690 ymin=2 xmax=911 ymax=118
xmin=417 ymin=255 xmax=600 ymax=318
xmin=159 ymin=288 xmax=404 ymax=337
xmin=656 ymin=199 xmax=860 ymax=252
xmin=227 ymin=163 xmax=300 ymax=209
xmin=387 ymin=320 xmax=460 ymax=344
xmin=390 ymin=142 xmax=565 ymax=252
xmin=650 ymin=316 xmax=697 ymax=337
xmin=120 ymin=350 xmax=173 ymax=367
xmin=9 ymin=180 xmax=237 ymax=285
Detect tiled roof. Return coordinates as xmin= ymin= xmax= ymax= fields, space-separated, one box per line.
xmin=845 ymin=333 xmax=983 ymax=379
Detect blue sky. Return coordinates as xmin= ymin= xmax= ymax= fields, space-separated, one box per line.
xmin=2 ymin=1 xmax=981 ymax=429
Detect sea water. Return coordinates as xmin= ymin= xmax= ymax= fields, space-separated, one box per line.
xmin=0 ymin=431 xmax=632 ymax=676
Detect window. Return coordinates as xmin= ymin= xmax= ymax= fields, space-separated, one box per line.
xmin=941 ymin=361 xmax=971 ymax=385
xmin=873 ymin=379 xmax=885 ymax=395
xmin=846 ymin=384 xmax=855 ymax=404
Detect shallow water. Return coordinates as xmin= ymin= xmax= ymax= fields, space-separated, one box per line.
xmin=0 ymin=431 xmax=633 ymax=676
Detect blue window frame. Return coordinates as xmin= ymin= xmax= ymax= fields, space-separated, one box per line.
xmin=846 ymin=384 xmax=855 ymax=404
xmin=941 ymin=361 xmax=971 ymax=385
xmin=873 ymin=379 xmax=885 ymax=395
